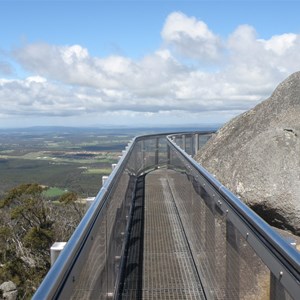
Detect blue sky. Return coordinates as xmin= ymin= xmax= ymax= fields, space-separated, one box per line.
xmin=0 ymin=0 xmax=300 ymax=128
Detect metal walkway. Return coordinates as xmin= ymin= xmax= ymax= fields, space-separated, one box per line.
xmin=33 ymin=132 xmax=300 ymax=300
xmin=119 ymin=170 xmax=206 ymax=299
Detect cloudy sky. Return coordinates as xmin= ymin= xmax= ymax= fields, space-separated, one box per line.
xmin=0 ymin=0 xmax=300 ymax=128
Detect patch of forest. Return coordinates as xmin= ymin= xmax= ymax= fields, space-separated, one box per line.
xmin=0 ymin=184 xmax=85 ymax=299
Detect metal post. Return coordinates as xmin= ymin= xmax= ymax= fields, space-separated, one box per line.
xmin=205 ymin=207 xmax=216 ymax=295
xmin=141 ymin=140 xmax=145 ymax=170
xmin=226 ymin=220 xmax=240 ymax=300
xmin=270 ymin=238 xmax=296 ymax=300
xmin=155 ymin=138 xmax=159 ymax=166
xmin=86 ymin=197 xmax=95 ymax=210
xmin=270 ymin=274 xmax=287 ymax=300
xmin=189 ymin=135 xmax=194 ymax=156
xmin=50 ymin=242 xmax=67 ymax=266
xmin=167 ymin=144 xmax=170 ymax=167
xmin=195 ymin=133 xmax=199 ymax=155
xmin=182 ymin=135 xmax=186 ymax=152
xmin=102 ymin=176 xmax=109 ymax=186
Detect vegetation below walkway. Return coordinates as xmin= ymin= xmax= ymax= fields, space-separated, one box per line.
xmin=0 ymin=183 xmax=85 ymax=299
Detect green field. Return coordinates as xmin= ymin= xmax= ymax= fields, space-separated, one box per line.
xmin=0 ymin=157 xmax=118 ymax=197
xmin=43 ymin=187 xmax=68 ymax=198
xmin=83 ymin=168 xmax=112 ymax=174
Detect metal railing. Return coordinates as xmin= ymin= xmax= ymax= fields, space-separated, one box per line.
xmin=33 ymin=132 xmax=300 ymax=300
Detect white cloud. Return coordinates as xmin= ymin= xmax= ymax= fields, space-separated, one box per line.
xmin=13 ymin=43 xmax=118 ymax=89
xmin=161 ymin=12 xmax=222 ymax=62
xmin=61 ymin=45 xmax=89 ymax=64
xmin=26 ymin=76 xmax=47 ymax=83
xmin=226 ymin=24 xmax=300 ymax=91
xmin=1 ymin=12 xmax=300 ymax=127
xmin=262 ymin=33 xmax=297 ymax=55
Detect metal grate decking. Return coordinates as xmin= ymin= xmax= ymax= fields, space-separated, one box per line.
xmin=119 ymin=169 xmax=206 ymax=299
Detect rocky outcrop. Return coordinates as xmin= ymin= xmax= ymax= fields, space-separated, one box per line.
xmin=195 ymin=71 xmax=300 ymax=235
xmin=0 ymin=281 xmax=17 ymax=300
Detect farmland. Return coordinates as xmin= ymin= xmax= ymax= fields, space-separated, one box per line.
xmin=0 ymin=126 xmax=135 ymax=198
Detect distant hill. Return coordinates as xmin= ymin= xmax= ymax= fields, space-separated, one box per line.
xmin=195 ymin=71 xmax=300 ymax=235
xmin=0 ymin=124 xmax=220 ymax=135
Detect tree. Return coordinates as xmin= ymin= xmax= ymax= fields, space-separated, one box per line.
xmin=0 ymin=183 xmax=54 ymax=256
xmin=0 ymin=183 xmax=54 ymax=298
xmin=59 ymin=191 xmax=84 ymax=220
xmin=0 ymin=183 xmax=85 ymax=299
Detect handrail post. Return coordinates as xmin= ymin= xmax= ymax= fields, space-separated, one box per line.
xmin=270 ymin=274 xmax=288 ymax=300
xmin=155 ymin=138 xmax=159 ymax=166
xmin=142 ymin=140 xmax=145 ymax=170
xmin=167 ymin=144 xmax=170 ymax=167
xmin=190 ymin=135 xmax=194 ymax=156
xmin=205 ymin=207 xmax=216 ymax=295
xmin=270 ymin=238 xmax=296 ymax=300
xmin=50 ymin=242 xmax=67 ymax=266
xmin=194 ymin=133 xmax=199 ymax=155
xmin=226 ymin=220 xmax=240 ymax=300
xmin=182 ymin=134 xmax=186 ymax=152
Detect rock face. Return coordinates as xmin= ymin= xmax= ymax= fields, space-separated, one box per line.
xmin=195 ymin=71 xmax=300 ymax=235
xmin=0 ymin=281 xmax=17 ymax=300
